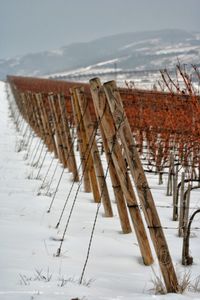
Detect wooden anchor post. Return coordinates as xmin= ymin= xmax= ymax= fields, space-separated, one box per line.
xmin=90 ymin=78 xmax=153 ymax=266
xmin=70 ymin=88 xmax=101 ymax=202
xmin=96 ymin=117 xmax=132 ymax=233
xmin=48 ymin=93 xmax=66 ymax=166
xmin=58 ymin=93 xmax=79 ymax=181
xmin=75 ymin=87 xmax=113 ymax=217
xmin=102 ymin=79 xmax=179 ymax=293
xmin=35 ymin=93 xmax=52 ymax=152
xmin=51 ymin=94 xmax=70 ymax=168
xmin=48 ymin=93 xmax=68 ymax=167
xmin=40 ymin=94 xmax=58 ymax=158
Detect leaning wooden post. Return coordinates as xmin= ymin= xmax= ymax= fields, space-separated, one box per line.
xmin=90 ymin=86 xmax=131 ymax=232
xmin=33 ymin=93 xmax=45 ymax=141
xmin=21 ymin=93 xmax=32 ymax=131
xmin=51 ymin=94 xmax=69 ymax=168
xmin=20 ymin=93 xmax=31 ymax=127
xmin=30 ymin=93 xmax=44 ymax=139
xmin=102 ymin=79 xmax=179 ymax=293
xmin=40 ymin=94 xmax=58 ymax=158
xmin=58 ymin=94 xmax=79 ymax=182
xmin=37 ymin=93 xmax=55 ymax=155
xmin=103 ymin=128 xmax=132 ymax=232
xmin=97 ymin=116 xmax=132 ymax=233
xmin=49 ymin=93 xmax=68 ymax=168
xmin=71 ymin=89 xmax=102 ymax=203
xmin=75 ymin=87 xmax=113 ymax=217
xmin=48 ymin=93 xmax=66 ymax=166
xmin=35 ymin=93 xmax=52 ymax=149
xmin=70 ymin=89 xmax=91 ymax=193
xmin=90 ymin=78 xmax=153 ymax=266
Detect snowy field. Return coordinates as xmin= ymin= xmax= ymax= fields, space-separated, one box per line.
xmin=0 ymin=80 xmax=200 ymax=300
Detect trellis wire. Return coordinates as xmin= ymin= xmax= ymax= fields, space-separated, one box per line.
xmin=55 ymin=101 xmax=108 ymax=255
xmin=46 ymin=94 xmax=90 ymax=213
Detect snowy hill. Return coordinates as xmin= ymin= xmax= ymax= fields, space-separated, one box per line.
xmin=1 ymin=29 xmax=200 ymax=80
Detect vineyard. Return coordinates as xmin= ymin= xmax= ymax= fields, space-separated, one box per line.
xmin=8 ymin=73 xmax=200 ymax=177
xmin=2 ymin=69 xmax=200 ymax=298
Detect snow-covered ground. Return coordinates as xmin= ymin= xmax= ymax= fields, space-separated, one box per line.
xmin=1 ymin=80 xmax=200 ymax=300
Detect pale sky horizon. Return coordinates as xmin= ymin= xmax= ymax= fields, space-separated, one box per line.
xmin=0 ymin=0 xmax=199 ymax=59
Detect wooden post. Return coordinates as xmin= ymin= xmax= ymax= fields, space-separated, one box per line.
xmin=40 ymin=94 xmax=58 ymax=158
xmin=100 ymin=79 xmax=179 ymax=293
xmin=34 ymin=93 xmax=47 ymax=140
xmin=70 ymin=89 xmax=91 ymax=193
xmin=38 ymin=93 xmax=55 ymax=154
xmin=178 ymin=172 xmax=185 ymax=237
xmin=48 ymin=93 xmax=68 ymax=167
xmin=48 ymin=93 xmax=66 ymax=166
xmin=58 ymin=94 xmax=79 ymax=182
xmin=88 ymin=88 xmax=132 ymax=232
xmin=90 ymin=78 xmax=153 ymax=266
xmin=35 ymin=93 xmax=52 ymax=152
xmin=51 ymin=94 xmax=69 ymax=168
xmin=20 ymin=93 xmax=31 ymax=129
xmin=34 ymin=93 xmax=46 ymax=142
xmin=91 ymin=87 xmax=131 ymax=233
xmin=70 ymin=89 xmax=101 ymax=203
xmin=30 ymin=93 xmax=44 ymax=139
xmin=75 ymin=87 xmax=113 ymax=217
xmin=97 ymin=119 xmax=132 ymax=233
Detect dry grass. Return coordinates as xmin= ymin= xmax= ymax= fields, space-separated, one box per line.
xmin=150 ymin=267 xmax=192 ymax=295
xmin=150 ymin=267 xmax=167 ymax=295
xmin=189 ymin=275 xmax=200 ymax=292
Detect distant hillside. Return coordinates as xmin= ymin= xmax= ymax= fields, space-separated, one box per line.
xmin=1 ymin=29 xmax=200 ymax=80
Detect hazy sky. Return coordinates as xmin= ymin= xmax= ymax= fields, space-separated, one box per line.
xmin=0 ymin=0 xmax=199 ymax=59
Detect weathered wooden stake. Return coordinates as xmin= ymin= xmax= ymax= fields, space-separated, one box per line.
xmin=58 ymin=94 xmax=79 ymax=181
xmin=40 ymin=94 xmax=58 ymax=158
xmin=30 ymin=93 xmax=44 ymax=139
xmin=70 ymin=89 xmax=91 ymax=192
xmin=101 ymin=79 xmax=179 ymax=293
xmin=90 ymin=78 xmax=153 ymax=266
xmin=71 ymin=89 xmax=101 ymax=202
xmin=35 ymin=94 xmax=52 ymax=150
xmin=48 ymin=93 xmax=66 ymax=166
xmin=48 ymin=93 xmax=68 ymax=167
xmin=96 ymin=117 xmax=132 ymax=233
xmin=75 ymin=87 xmax=113 ymax=217
xmin=51 ymin=94 xmax=69 ymax=168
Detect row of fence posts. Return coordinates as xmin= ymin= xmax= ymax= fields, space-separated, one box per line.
xmin=7 ymin=78 xmax=180 ymax=293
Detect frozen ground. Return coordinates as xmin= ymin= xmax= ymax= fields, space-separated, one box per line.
xmin=0 ymin=80 xmax=200 ymax=300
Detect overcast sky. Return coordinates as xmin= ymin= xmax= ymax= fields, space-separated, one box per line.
xmin=0 ymin=0 xmax=199 ymax=59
